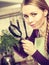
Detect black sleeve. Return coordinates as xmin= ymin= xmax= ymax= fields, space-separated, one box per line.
xmin=32 ymin=50 xmax=49 ymax=65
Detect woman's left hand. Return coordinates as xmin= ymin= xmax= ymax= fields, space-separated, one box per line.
xmin=21 ymin=40 xmax=37 ymax=55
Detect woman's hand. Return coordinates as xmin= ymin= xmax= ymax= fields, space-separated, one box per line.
xmin=22 ymin=40 xmax=37 ymax=55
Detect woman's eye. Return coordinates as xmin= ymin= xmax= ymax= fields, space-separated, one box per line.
xmin=31 ymin=13 xmax=37 ymax=16
xmin=24 ymin=14 xmax=28 ymax=18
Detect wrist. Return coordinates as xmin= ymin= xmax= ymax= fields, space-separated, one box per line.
xmin=31 ymin=46 xmax=37 ymax=55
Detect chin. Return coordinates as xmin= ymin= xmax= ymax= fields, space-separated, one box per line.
xmin=31 ymin=26 xmax=38 ymax=29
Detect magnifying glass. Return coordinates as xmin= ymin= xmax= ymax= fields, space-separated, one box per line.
xmin=9 ymin=19 xmax=28 ymax=41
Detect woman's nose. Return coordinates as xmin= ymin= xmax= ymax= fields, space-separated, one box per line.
xmin=29 ymin=16 xmax=33 ymax=23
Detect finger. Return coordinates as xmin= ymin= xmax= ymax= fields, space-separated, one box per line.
xmin=21 ymin=40 xmax=33 ymax=44
xmin=22 ymin=43 xmax=28 ymax=47
xmin=22 ymin=44 xmax=30 ymax=48
xmin=23 ymin=45 xmax=30 ymax=50
xmin=23 ymin=48 xmax=29 ymax=53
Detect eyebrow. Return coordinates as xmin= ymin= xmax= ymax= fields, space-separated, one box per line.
xmin=30 ymin=13 xmax=37 ymax=15
xmin=23 ymin=12 xmax=37 ymax=17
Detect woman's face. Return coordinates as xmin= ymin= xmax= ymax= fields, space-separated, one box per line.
xmin=22 ymin=5 xmax=46 ymax=29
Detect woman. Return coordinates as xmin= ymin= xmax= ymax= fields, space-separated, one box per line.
xmin=22 ymin=0 xmax=49 ymax=65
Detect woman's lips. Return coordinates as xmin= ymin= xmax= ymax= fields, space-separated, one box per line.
xmin=30 ymin=23 xmax=36 ymax=27
xmin=29 ymin=22 xmax=36 ymax=26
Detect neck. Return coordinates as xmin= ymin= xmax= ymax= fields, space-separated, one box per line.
xmin=39 ymin=17 xmax=47 ymax=37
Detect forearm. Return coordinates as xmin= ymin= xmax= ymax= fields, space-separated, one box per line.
xmin=32 ymin=50 xmax=49 ymax=65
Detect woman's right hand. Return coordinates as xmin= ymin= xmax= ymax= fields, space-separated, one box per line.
xmin=22 ymin=39 xmax=37 ymax=56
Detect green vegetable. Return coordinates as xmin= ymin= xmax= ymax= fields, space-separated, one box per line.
xmin=0 ymin=30 xmax=19 ymax=53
